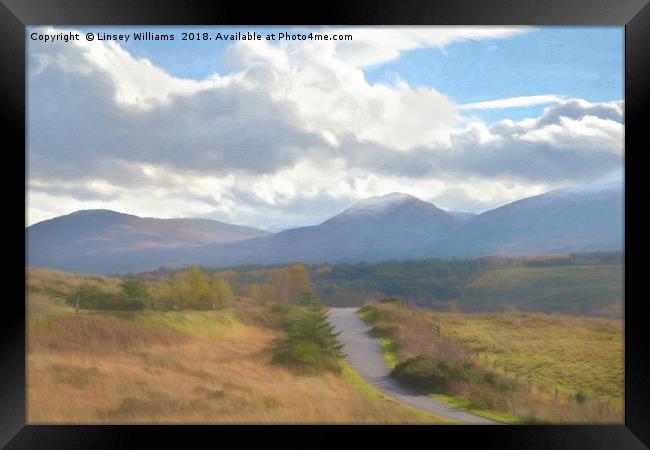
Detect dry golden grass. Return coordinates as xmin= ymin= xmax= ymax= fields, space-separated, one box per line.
xmin=26 ymin=270 xmax=442 ymax=424
xmin=27 ymin=311 xmax=439 ymax=423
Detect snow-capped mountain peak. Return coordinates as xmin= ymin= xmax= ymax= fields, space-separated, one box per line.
xmin=338 ymin=192 xmax=421 ymax=217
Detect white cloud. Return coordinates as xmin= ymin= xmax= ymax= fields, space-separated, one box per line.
xmin=27 ymin=26 xmax=623 ymax=229
xmin=37 ymin=27 xmax=233 ymax=110
xmin=460 ymin=95 xmax=563 ymax=110
xmin=329 ymin=26 xmax=532 ymax=67
xmin=228 ymin=38 xmax=459 ymax=151
xmin=517 ymin=115 xmax=623 ymax=154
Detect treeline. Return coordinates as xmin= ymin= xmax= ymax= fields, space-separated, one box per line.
xmin=309 ymin=251 xmax=623 ymax=307
xmin=67 ymin=264 xmax=318 ymax=312
xmin=522 ymin=252 xmax=623 ymax=267
xmin=69 ymin=251 xmax=622 ymax=311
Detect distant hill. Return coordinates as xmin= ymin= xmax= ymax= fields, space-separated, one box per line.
xmin=26 ymin=178 xmax=624 ymax=274
xmin=197 ymin=193 xmax=459 ymax=266
xmin=447 ymin=211 xmax=476 ymax=224
xmin=26 ymin=210 xmax=270 ymax=273
xmin=429 ymin=179 xmax=623 ymax=258
xmin=460 ymin=265 xmax=623 ymax=317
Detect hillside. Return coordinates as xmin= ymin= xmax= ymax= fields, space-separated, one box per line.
xmin=197 ymin=192 xmax=459 ymax=267
xmin=461 ymin=265 xmax=623 ymax=317
xmin=431 ymin=181 xmax=623 ymax=258
xmin=27 ymin=210 xmax=270 ymax=273
xmin=26 ymin=179 xmax=624 ymax=274
xmin=309 ymin=254 xmax=623 ymax=318
xmin=26 ymin=268 xmax=443 ymax=424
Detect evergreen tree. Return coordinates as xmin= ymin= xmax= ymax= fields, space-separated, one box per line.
xmin=273 ymin=300 xmax=345 ymax=373
xmin=120 ymin=274 xmax=151 ymax=305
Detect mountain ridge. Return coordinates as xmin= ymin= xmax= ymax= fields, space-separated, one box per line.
xmin=27 ymin=182 xmax=624 ymax=274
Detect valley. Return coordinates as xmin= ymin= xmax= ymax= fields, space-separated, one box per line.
xmin=26 ymin=255 xmax=624 ymax=424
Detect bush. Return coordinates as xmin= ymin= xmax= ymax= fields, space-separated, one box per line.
xmin=272 ymin=340 xmax=333 ymax=374
xmin=66 ymin=284 xmax=145 ymax=311
xmin=391 ymin=356 xmax=453 ymax=391
xmin=121 ymin=275 xmax=151 ymax=304
xmin=575 ymin=391 xmax=588 ymax=404
xmin=391 ymin=356 xmax=515 ymax=394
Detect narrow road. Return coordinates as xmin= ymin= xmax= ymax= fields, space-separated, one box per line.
xmin=328 ymin=307 xmax=498 ymax=425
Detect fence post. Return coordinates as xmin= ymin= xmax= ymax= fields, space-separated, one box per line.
xmin=75 ymin=287 xmax=79 ymax=313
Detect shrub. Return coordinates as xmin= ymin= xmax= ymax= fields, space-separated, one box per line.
xmin=272 ymin=340 xmax=331 ymax=374
xmin=66 ymin=284 xmax=145 ymax=311
xmin=120 ymin=275 xmax=151 ymax=304
xmin=391 ymin=356 xmax=516 ymax=394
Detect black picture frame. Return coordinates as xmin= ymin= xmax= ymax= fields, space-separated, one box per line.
xmin=2 ymin=0 xmax=648 ymax=448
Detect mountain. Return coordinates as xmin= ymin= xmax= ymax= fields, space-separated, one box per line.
xmin=26 ymin=210 xmax=270 ymax=273
xmin=448 ymin=211 xmax=476 ymax=224
xmin=26 ymin=181 xmax=624 ymax=274
xmin=428 ymin=179 xmax=623 ymax=258
xmin=190 ymin=192 xmax=459 ymax=267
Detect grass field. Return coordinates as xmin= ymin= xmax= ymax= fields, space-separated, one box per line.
xmin=26 ymin=268 xmax=444 ymax=424
xmin=461 ymin=265 xmax=623 ymax=317
xmin=361 ymin=302 xmax=623 ymax=424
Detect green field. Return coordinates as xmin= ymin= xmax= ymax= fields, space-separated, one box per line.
xmin=461 ymin=265 xmax=623 ymax=317
xmin=361 ymin=302 xmax=623 ymax=423
xmin=423 ymin=311 xmax=624 ymax=408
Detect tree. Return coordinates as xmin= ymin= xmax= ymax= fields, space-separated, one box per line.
xmin=297 ymin=292 xmax=319 ymax=306
xmin=286 ymin=264 xmax=314 ymax=303
xmin=262 ymin=270 xmax=285 ymax=303
xmin=218 ymin=270 xmax=240 ymax=294
xmin=169 ymin=272 xmax=192 ymax=310
xmin=188 ymin=266 xmax=217 ymax=309
xmin=151 ymin=278 xmax=175 ymax=310
xmin=120 ymin=275 xmax=151 ymax=307
xmin=273 ymin=301 xmax=345 ymax=373
xmin=212 ymin=275 xmax=233 ymax=308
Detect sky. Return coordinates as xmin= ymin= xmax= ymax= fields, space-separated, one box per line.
xmin=27 ymin=26 xmax=624 ymax=231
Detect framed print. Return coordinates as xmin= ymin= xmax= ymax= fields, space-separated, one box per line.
xmin=2 ymin=0 xmax=649 ymax=447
